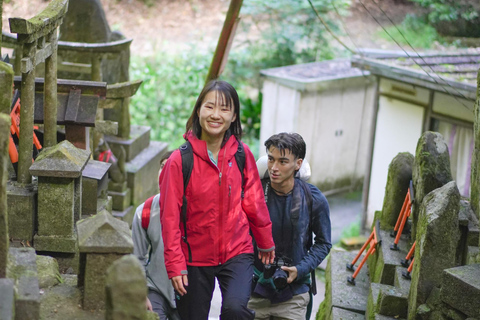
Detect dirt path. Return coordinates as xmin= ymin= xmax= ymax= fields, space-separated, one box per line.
xmin=3 ymin=0 xmax=424 ymax=57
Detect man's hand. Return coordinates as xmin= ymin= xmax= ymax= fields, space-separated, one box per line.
xmin=171 ymin=275 xmax=188 ymax=296
xmin=258 ymin=250 xmax=275 ymax=265
xmin=146 ymin=297 xmax=153 ymax=311
xmin=281 ymin=266 xmax=298 ymax=284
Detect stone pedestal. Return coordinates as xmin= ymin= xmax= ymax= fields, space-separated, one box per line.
xmin=77 ymin=210 xmax=133 ymax=310
xmin=6 ymin=182 xmax=37 ymax=243
xmin=30 ymin=140 xmax=90 ymax=253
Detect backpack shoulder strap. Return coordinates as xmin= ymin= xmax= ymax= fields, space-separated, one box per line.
xmin=179 ymin=141 xmax=193 ymax=262
xmin=234 ymin=140 xmax=246 ymax=198
xmin=297 ymin=179 xmax=317 ymax=295
xmin=141 ymin=195 xmax=156 ymax=230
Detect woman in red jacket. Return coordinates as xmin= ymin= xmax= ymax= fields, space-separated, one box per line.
xmin=159 ymin=80 xmax=275 ymax=320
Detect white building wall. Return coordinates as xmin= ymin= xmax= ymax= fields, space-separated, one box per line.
xmin=366 ymin=95 xmax=424 ymax=227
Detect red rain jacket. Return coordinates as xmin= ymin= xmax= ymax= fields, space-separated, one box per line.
xmin=159 ymin=132 xmax=274 ymax=279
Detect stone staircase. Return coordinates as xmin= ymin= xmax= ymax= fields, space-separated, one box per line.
xmin=320 ymin=225 xmax=412 ymax=320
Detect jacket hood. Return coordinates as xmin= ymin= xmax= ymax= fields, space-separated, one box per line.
xmin=184 ymin=131 xmax=239 ymax=163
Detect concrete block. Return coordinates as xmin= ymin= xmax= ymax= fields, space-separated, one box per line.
xmin=366 ymin=283 xmax=407 ymax=320
xmin=109 ymin=188 xmax=131 ymax=211
xmin=0 ymin=279 xmax=15 ymax=320
xmin=6 ymin=182 xmax=37 ymax=242
xmin=126 ymin=141 xmax=167 ymax=207
xmin=105 ymin=125 xmax=151 ymax=162
xmin=440 ymin=264 xmax=480 ymax=318
xmin=8 ymin=248 xmax=40 ymax=320
xmin=368 ymin=229 xmax=409 ymax=285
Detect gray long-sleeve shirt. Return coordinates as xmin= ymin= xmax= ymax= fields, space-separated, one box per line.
xmin=132 ymin=194 xmax=176 ymax=308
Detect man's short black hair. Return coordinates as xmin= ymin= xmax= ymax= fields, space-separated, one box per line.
xmin=265 ymin=132 xmax=306 ymax=160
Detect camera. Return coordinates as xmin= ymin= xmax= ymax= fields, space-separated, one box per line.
xmin=263 ymin=257 xmax=292 ymax=290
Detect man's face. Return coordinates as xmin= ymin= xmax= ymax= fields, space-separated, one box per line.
xmin=267 ymin=146 xmax=303 ymax=187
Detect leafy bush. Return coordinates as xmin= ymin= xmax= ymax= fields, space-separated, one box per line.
xmin=377 ymin=14 xmax=443 ymax=49
xmin=409 ymin=0 xmax=479 ymax=23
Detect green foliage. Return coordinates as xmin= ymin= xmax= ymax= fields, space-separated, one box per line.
xmin=409 ymin=0 xmax=479 ymax=23
xmin=377 ymin=14 xmax=443 ymax=49
xmin=339 ymin=219 xmax=360 ymax=239
xmin=129 ymin=0 xmax=352 ymax=153
xmin=130 ymin=49 xmax=209 ymax=149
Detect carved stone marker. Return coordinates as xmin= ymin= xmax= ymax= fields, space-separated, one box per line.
xmin=77 ymin=209 xmax=133 ymax=310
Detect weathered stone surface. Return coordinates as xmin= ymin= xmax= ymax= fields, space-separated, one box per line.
xmin=367 ymin=229 xmax=409 ymax=285
xmin=408 ymin=181 xmax=460 ymax=320
xmin=0 ymin=114 xmax=10 ymax=278
xmin=82 ymin=159 xmax=110 ymax=215
xmin=77 ymin=209 xmax=133 ymax=254
xmin=325 ymin=250 xmax=370 ymax=318
xmin=412 ymin=131 xmax=452 ymax=242
xmin=0 ymin=63 xmax=14 ymax=114
xmin=470 ymin=70 xmax=480 ymax=221
xmin=330 ymin=307 xmax=365 ymax=320
xmin=467 ymin=246 xmax=479 ymax=265
xmin=36 ymin=255 xmax=61 ymax=289
xmin=394 ymin=266 xmax=411 ymax=296
xmin=126 ymin=140 xmax=167 ymax=208
xmin=112 ymin=205 xmax=135 ymax=227
xmin=105 ymin=254 xmax=147 ymax=320
xmin=440 ymin=264 xmax=480 ymax=318
xmin=34 ymin=235 xmax=77 ymax=253
xmin=380 ymin=152 xmax=414 ymax=230
xmin=105 ymin=125 xmax=151 ymax=162
xmin=375 ymin=314 xmax=405 ymax=320
xmin=0 ymin=278 xmax=15 ymax=320
xmin=109 ymin=188 xmax=131 ymax=211
xmin=37 ymin=177 xmax=74 ymax=236
xmin=7 ymin=248 xmax=40 ymax=320
xmin=367 ymin=283 xmax=407 ymax=320
xmin=29 ymin=140 xmax=90 ymax=178
xmin=6 ymin=181 xmax=37 ymax=242
xmin=81 ymin=252 xmax=125 ymax=310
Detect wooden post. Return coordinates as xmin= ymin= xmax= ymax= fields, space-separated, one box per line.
xmin=205 ymin=0 xmax=242 ymax=83
xmin=44 ymin=30 xmax=58 ymax=147
xmin=18 ymin=41 xmax=36 ymax=184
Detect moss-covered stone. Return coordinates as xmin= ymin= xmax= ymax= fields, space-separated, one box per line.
xmin=6 ymin=181 xmax=37 ymax=243
xmin=381 ymin=152 xmax=414 ymax=230
xmin=0 ymin=114 xmax=10 ymax=278
xmin=36 ymin=255 xmax=61 ymax=289
xmin=0 ymin=63 xmax=14 ymax=114
xmin=407 ymin=181 xmax=460 ymax=320
xmin=470 ymin=69 xmax=480 ymax=222
xmin=411 ymin=132 xmax=452 ymax=242
xmin=105 ymin=255 xmax=147 ymax=320
xmin=367 ymin=283 xmax=408 ymax=320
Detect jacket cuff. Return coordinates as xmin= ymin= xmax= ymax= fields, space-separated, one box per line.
xmin=257 ymin=246 xmax=275 ymax=252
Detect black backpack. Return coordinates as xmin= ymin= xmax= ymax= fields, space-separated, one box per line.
xmin=179 ymin=139 xmax=246 ymax=262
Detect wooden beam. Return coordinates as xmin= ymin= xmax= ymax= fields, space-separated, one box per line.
xmin=9 ymin=0 xmax=68 ymax=35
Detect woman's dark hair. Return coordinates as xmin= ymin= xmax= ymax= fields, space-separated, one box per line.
xmin=160 ymin=150 xmax=174 ymax=165
xmin=185 ymin=80 xmax=242 ymax=141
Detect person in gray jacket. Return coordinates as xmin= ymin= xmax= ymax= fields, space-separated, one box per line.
xmin=132 ymin=151 xmax=180 ymax=320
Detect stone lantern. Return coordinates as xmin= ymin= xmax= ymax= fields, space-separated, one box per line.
xmin=29 ymin=140 xmax=90 ymax=253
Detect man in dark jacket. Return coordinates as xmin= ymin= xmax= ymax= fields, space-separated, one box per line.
xmin=248 ymin=132 xmax=332 ymax=319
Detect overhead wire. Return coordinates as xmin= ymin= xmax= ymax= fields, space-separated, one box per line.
xmin=357 ymin=0 xmax=475 ymax=111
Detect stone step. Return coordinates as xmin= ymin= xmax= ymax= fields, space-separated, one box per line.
xmin=366 ymin=283 xmax=408 ymax=320
xmin=393 ymin=266 xmax=411 ymax=296
xmin=440 ymin=264 xmax=480 ymax=319
xmin=331 ymin=307 xmax=365 ymax=319
xmin=367 ymin=229 xmax=410 ymax=285
xmin=323 ymin=249 xmax=371 ymax=320
xmin=105 ymin=125 xmax=151 ymax=162
xmin=8 ymin=247 xmax=40 ymax=320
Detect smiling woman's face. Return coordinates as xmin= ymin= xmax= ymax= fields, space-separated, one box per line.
xmin=198 ymin=90 xmax=236 ymax=141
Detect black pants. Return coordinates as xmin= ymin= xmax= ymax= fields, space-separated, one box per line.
xmin=176 ymin=253 xmax=255 ymax=320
